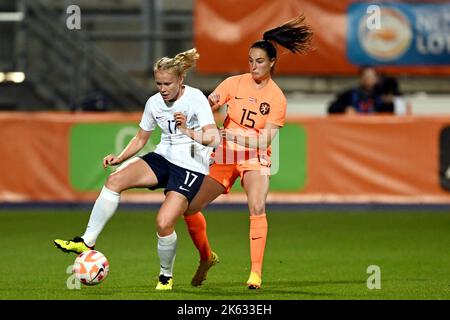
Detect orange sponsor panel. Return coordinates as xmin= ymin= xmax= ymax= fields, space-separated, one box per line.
xmin=195 ymin=0 xmax=450 ymax=75
xmin=1 ymin=112 xmax=450 ymax=203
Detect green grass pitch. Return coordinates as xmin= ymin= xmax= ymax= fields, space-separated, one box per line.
xmin=1 ymin=208 xmax=450 ymax=300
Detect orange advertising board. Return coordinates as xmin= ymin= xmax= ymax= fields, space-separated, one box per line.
xmin=194 ymin=0 xmax=450 ymax=75
xmin=1 ymin=112 xmax=450 ymax=204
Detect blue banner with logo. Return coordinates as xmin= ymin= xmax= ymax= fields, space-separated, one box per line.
xmin=347 ymin=3 xmax=450 ymax=65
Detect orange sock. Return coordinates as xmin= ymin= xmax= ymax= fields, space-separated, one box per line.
xmin=249 ymin=214 xmax=268 ymax=277
xmin=184 ymin=211 xmax=212 ymax=262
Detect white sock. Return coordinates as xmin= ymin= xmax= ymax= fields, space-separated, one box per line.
xmin=82 ymin=186 xmax=120 ymax=247
xmin=157 ymin=231 xmax=177 ymax=277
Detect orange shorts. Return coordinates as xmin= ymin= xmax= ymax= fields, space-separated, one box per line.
xmin=208 ymin=161 xmax=270 ymax=194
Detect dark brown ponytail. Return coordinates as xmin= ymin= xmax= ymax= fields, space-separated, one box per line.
xmin=251 ymin=14 xmax=313 ymax=60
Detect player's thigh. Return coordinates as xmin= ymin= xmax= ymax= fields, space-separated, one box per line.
xmin=106 ymin=157 xmax=158 ymax=191
xmin=185 ymin=176 xmax=226 ymax=215
xmin=242 ymin=170 xmax=270 ymax=215
xmin=156 ymin=191 xmax=189 ymax=231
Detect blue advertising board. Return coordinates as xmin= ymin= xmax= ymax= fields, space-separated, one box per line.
xmin=347 ymin=3 xmax=450 ymax=65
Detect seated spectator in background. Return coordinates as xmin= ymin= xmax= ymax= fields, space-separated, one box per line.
xmin=327 ymin=66 xmax=394 ymax=115
xmin=379 ymin=75 xmax=412 ymax=115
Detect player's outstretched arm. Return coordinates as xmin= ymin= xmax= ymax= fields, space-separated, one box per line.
xmin=103 ymin=128 xmax=152 ymax=168
xmin=224 ymin=122 xmax=280 ymax=150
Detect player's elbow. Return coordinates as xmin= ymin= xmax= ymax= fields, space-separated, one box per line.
xmin=256 ymin=128 xmax=277 ymax=150
xmin=256 ymin=137 xmax=271 ymax=151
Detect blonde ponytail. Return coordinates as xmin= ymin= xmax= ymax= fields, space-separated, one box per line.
xmin=154 ymin=48 xmax=200 ymax=78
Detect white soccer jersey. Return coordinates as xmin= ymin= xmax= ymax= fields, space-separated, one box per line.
xmin=139 ymin=85 xmax=215 ymax=174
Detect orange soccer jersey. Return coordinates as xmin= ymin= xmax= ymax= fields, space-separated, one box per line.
xmin=208 ymin=73 xmax=287 ymax=192
xmin=212 ymin=73 xmax=287 ymax=165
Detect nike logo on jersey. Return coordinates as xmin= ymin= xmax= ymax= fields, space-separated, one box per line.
xmin=235 ymin=96 xmax=244 ymax=99
xmin=156 ymin=116 xmax=164 ymax=120
xmin=179 ymin=186 xmax=190 ymax=192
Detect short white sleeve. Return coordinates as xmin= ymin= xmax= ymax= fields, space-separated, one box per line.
xmin=194 ymin=90 xmax=215 ymax=128
xmin=139 ymin=98 xmax=157 ymax=131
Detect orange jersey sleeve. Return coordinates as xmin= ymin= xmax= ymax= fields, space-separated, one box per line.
xmin=265 ymin=92 xmax=287 ymax=128
xmin=212 ymin=75 xmax=239 ymax=107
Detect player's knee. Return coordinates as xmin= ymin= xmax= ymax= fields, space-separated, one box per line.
xmin=249 ymin=201 xmax=266 ymax=215
xmin=104 ymin=173 xmax=124 ymax=193
xmin=156 ymin=216 xmax=174 ymax=235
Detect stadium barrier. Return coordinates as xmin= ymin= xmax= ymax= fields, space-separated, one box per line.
xmin=1 ymin=112 xmax=450 ymax=204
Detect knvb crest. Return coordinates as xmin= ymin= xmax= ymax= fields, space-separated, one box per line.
xmin=260 ymin=102 xmax=270 ymax=115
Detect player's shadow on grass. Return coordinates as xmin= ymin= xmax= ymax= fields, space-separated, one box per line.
xmin=175 ymin=279 xmax=366 ymax=298
xmin=74 ymin=290 xmax=117 ymax=297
